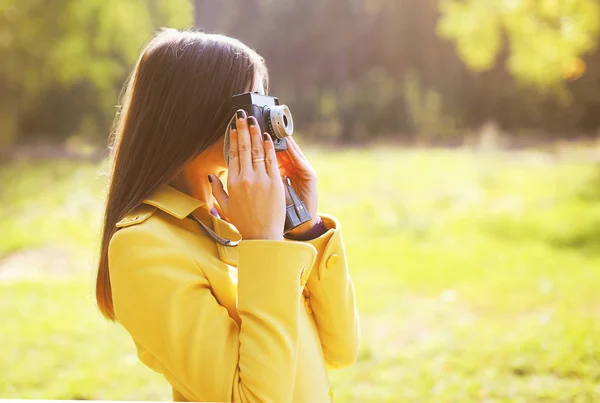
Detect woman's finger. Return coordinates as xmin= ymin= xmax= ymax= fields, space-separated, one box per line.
xmin=227 ymin=120 xmax=240 ymax=177
xmin=287 ymin=137 xmax=309 ymax=162
xmin=248 ymin=116 xmax=265 ymax=172
xmin=263 ymin=133 xmax=280 ymax=178
xmin=213 ymin=200 xmax=228 ymax=221
xmin=285 ymin=137 xmax=311 ymax=169
xmin=276 ymin=151 xmax=293 ymax=170
xmin=234 ymin=109 xmax=252 ymax=174
xmin=278 ymin=166 xmax=292 ymax=177
xmin=208 ymin=174 xmax=230 ymax=217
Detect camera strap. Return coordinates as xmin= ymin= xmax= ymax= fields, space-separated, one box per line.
xmin=187 ymin=212 xmax=240 ymax=247
xmin=283 ymin=176 xmax=312 ymax=234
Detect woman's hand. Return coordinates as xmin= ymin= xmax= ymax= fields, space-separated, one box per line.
xmin=209 ymin=110 xmax=286 ymax=240
xmin=277 ymin=137 xmax=320 ymax=236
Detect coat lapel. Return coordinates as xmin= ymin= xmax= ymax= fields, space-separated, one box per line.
xmin=143 ymin=183 xmax=241 ymax=266
xmin=210 ymin=214 xmax=240 ymax=266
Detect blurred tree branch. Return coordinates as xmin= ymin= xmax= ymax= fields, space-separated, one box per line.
xmin=0 ymin=0 xmax=192 ymax=144
xmin=438 ymin=0 xmax=600 ymax=87
xmin=2 ymin=0 xmax=600 ymax=148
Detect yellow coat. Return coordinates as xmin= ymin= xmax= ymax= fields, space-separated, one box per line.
xmin=108 ymin=184 xmax=360 ymax=403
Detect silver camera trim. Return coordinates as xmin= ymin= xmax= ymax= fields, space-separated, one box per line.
xmin=268 ymin=105 xmax=294 ymax=139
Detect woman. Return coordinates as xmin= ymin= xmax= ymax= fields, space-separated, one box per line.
xmin=96 ymin=28 xmax=359 ymax=403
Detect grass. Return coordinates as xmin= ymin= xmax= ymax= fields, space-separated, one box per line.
xmin=1 ymin=145 xmax=600 ymax=402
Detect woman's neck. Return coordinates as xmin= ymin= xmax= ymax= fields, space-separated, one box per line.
xmin=170 ymin=169 xmax=217 ymax=211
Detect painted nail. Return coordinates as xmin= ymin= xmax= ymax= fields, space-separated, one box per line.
xmin=230 ymin=119 xmax=236 ymax=131
xmin=263 ymin=132 xmax=270 ymax=141
xmin=248 ymin=116 xmax=256 ymax=127
xmin=207 ymin=175 xmax=213 ymax=183
xmin=236 ymin=109 xmax=246 ymax=119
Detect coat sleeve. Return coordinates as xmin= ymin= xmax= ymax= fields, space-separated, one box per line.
xmin=288 ymin=214 xmax=360 ymax=369
xmin=108 ymin=227 xmax=317 ymax=403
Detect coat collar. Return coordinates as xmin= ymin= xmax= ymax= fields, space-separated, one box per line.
xmin=143 ymin=183 xmax=204 ymax=219
xmin=143 ymin=183 xmax=241 ymax=265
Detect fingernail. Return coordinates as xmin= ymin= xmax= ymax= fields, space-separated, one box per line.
xmin=229 ymin=119 xmax=236 ymax=131
xmin=236 ymin=109 xmax=246 ymax=119
xmin=263 ymin=132 xmax=270 ymax=141
xmin=248 ymin=116 xmax=256 ymax=127
xmin=207 ymin=175 xmax=213 ymax=183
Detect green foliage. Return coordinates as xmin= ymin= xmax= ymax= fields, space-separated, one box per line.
xmin=2 ymin=0 xmax=192 ymax=96
xmin=438 ymin=0 xmax=600 ymax=86
xmin=0 ymin=0 xmax=193 ymax=138
xmin=3 ymin=0 xmax=600 ymax=145
xmin=2 ymin=146 xmax=600 ymax=401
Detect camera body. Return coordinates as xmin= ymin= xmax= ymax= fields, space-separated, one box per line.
xmin=230 ymin=92 xmax=294 ymax=152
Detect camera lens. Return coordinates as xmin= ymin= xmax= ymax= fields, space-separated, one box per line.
xmin=267 ymin=105 xmax=294 ymax=139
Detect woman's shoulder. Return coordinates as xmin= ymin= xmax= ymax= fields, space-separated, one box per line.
xmin=112 ymin=203 xmax=169 ymax=244
xmin=109 ymin=203 xmax=192 ymax=257
xmin=108 ymin=204 xmax=208 ymax=281
xmin=108 ymin=203 xmax=218 ymax=269
xmin=115 ymin=203 xmax=157 ymax=229
xmin=113 ymin=202 xmax=202 ymax=237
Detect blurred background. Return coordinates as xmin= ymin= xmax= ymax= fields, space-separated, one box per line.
xmin=1 ymin=0 xmax=600 ymax=402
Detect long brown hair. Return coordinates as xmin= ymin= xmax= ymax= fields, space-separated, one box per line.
xmin=96 ymin=29 xmax=268 ymax=320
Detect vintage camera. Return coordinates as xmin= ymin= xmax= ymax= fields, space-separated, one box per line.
xmin=235 ymin=92 xmax=293 ymax=149
xmin=223 ymin=92 xmax=311 ymax=235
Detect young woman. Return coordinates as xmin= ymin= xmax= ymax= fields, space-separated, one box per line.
xmin=96 ymin=29 xmax=359 ymax=403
